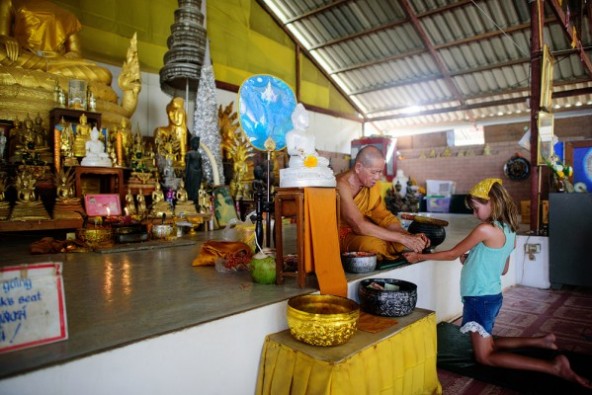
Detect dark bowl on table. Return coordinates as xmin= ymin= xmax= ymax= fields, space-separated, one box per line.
xmin=341 ymin=252 xmax=377 ymax=273
xmin=408 ymin=221 xmax=446 ymax=250
xmin=358 ymin=278 xmax=417 ymax=317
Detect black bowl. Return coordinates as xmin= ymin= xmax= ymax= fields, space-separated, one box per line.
xmin=358 ymin=278 xmax=417 ymax=317
xmin=408 ymin=221 xmax=446 ymax=250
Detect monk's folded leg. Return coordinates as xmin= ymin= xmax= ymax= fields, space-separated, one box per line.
xmin=341 ymin=234 xmax=401 ymax=261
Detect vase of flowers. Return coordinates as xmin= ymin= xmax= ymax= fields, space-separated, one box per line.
xmin=544 ymin=154 xmax=574 ymax=193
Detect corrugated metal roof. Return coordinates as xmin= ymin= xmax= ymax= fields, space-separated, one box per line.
xmin=259 ymin=0 xmax=592 ymax=134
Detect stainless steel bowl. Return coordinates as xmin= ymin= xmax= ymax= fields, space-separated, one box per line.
xmin=341 ymin=252 xmax=377 ymax=273
xmin=151 ymin=224 xmax=174 ymax=239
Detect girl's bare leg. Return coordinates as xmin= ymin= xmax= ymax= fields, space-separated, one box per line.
xmin=470 ymin=332 xmax=592 ymax=389
xmin=494 ymin=333 xmax=557 ymax=351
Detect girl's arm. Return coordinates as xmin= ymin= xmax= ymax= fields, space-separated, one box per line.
xmin=502 ymin=238 xmax=517 ymax=275
xmin=403 ymin=223 xmax=492 ymax=263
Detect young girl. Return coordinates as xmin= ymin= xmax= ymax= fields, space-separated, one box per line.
xmin=404 ymin=178 xmax=591 ymax=388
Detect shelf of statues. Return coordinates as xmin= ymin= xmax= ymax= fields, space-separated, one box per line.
xmin=7 ymin=114 xmax=54 ymax=167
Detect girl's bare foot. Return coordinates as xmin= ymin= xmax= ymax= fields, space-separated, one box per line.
xmin=554 ymin=355 xmax=592 ymax=388
xmin=541 ymin=333 xmax=558 ymax=350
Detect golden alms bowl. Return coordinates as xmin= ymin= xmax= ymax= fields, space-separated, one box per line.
xmin=76 ymin=228 xmax=113 ymax=244
xmin=286 ymin=294 xmax=360 ymax=347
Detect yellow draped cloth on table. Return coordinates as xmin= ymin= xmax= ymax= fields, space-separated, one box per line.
xmin=256 ymin=310 xmax=442 ymax=395
xmin=303 ymin=188 xmax=347 ymax=297
xmin=339 ymin=183 xmax=404 ymax=261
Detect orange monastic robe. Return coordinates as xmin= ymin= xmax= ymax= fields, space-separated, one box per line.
xmin=339 ymin=183 xmax=404 ymax=260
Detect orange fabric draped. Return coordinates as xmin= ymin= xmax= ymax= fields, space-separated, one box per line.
xmin=303 ymin=188 xmax=347 ymax=297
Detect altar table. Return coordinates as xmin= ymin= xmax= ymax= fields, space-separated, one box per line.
xmin=256 ymin=308 xmax=441 ymax=395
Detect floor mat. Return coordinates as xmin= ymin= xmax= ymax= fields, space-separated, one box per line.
xmin=437 ymin=322 xmax=592 ymax=395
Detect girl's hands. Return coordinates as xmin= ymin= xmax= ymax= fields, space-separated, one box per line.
xmin=403 ymin=251 xmax=422 ymax=264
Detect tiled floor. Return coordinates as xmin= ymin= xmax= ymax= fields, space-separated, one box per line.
xmin=439 ymin=284 xmax=592 ymax=394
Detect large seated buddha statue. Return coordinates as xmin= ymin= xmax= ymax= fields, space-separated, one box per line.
xmin=0 ymin=0 xmax=141 ymax=128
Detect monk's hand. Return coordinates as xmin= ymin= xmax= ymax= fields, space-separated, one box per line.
xmin=419 ymin=233 xmax=431 ymax=248
xmin=401 ymin=233 xmax=427 ymax=253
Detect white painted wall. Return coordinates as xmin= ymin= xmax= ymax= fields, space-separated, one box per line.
xmin=101 ymin=63 xmax=362 ymax=154
xmin=514 ymin=235 xmax=550 ymax=289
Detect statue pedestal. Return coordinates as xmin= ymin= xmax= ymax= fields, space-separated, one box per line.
xmin=74 ymin=166 xmax=125 ymax=202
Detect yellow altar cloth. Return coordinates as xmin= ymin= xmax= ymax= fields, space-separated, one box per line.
xmin=256 ymin=308 xmax=441 ymax=395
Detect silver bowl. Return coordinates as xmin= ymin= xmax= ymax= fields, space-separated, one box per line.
xmin=151 ymin=224 xmax=174 ymax=239
xmin=341 ymin=252 xmax=377 ymax=273
xmin=358 ymin=278 xmax=417 ymax=317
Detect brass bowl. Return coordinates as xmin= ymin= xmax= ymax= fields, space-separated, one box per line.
xmin=287 ymin=294 xmax=360 ymax=347
xmin=76 ymin=228 xmax=113 ymax=244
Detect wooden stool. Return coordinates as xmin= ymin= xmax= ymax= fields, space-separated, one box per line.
xmin=274 ymin=187 xmax=339 ymax=288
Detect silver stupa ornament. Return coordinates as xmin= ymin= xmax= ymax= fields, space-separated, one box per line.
xmin=159 ymin=0 xmax=207 ymax=97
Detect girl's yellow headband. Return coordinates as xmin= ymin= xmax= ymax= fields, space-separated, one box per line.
xmin=469 ymin=178 xmax=502 ymax=200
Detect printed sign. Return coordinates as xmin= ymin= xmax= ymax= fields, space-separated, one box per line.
xmin=0 ymin=262 xmax=68 ymax=353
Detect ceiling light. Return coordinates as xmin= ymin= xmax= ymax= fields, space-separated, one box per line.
xmin=400 ymin=105 xmax=422 ymax=114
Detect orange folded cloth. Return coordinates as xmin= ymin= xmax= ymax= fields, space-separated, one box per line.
xmin=192 ymin=240 xmax=253 ymax=270
xmin=304 ymin=188 xmax=348 ymax=297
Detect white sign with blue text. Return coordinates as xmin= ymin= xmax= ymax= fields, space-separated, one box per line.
xmin=0 ymin=262 xmax=68 ymax=353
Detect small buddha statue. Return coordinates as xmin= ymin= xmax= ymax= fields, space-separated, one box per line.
xmin=53 ymin=167 xmax=83 ymax=220
xmin=185 ymin=136 xmax=202 ymax=203
xmin=73 ymin=113 xmax=90 ymax=158
xmin=136 ymin=189 xmax=147 ymax=216
xmin=174 ymin=180 xmax=198 ymax=217
xmin=33 ymin=113 xmax=48 ymax=149
xmin=81 ymin=127 xmax=112 ymax=167
xmin=124 ymin=188 xmax=137 ymax=215
xmin=279 ymin=103 xmax=335 ymax=188
xmin=150 ymin=182 xmax=173 ymax=218
xmin=73 ymin=113 xmax=92 ymax=157
xmin=198 ymin=184 xmax=211 ymax=215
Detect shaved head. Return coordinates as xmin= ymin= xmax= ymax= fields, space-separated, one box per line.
xmin=355 ymin=145 xmax=384 ymax=166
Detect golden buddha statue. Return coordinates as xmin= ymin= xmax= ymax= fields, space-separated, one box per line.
xmin=11 ymin=113 xmax=51 ymax=164
xmin=124 ymin=187 xmax=137 ymax=216
xmin=9 ymin=168 xmax=50 ymax=220
xmin=150 ymin=182 xmax=173 ymax=218
xmin=136 ymin=189 xmax=147 ymax=216
xmin=154 ymin=97 xmax=188 ymax=168
xmin=73 ymin=113 xmax=92 ymax=157
xmin=174 ymin=179 xmax=198 ymax=217
xmin=53 ymin=166 xmax=83 ymax=220
xmin=0 ymin=0 xmax=141 ymax=128
xmin=33 ymin=113 xmax=48 ymax=148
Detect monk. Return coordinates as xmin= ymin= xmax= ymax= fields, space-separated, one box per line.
xmin=336 ymin=145 xmax=429 ymax=260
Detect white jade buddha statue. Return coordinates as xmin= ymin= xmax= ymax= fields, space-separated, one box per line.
xmin=81 ymin=127 xmax=112 ymax=167
xmin=280 ymin=104 xmax=335 ymax=187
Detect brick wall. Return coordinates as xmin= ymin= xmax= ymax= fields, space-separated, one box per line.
xmin=396 ymin=142 xmax=533 ymax=203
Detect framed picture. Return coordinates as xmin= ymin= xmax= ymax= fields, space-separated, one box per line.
xmin=212 ymin=185 xmax=238 ymax=227
xmin=566 ymin=140 xmax=592 ymax=192
xmin=537 ymin=111 xmax=554 ymax=165
xmin=84 ymin=194 xmax=122 ymax=216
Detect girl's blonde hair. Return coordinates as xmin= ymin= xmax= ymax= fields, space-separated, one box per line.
xmin=466 ymin=182 xmax=520 ymax=232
